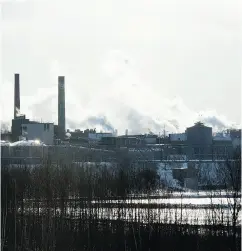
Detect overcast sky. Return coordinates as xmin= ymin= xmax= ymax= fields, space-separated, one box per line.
xmin=0 ymin=0 xmax=241 ymax=134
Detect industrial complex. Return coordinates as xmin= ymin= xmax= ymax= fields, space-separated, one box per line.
xmin=1 ymin=73 xmax=241 ymax=189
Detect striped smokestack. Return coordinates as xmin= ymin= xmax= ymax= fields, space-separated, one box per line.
xmin=14 ymin=73 xmax=20 ymax=119
xmin=58 ymin=76 xmax=66 ymax=140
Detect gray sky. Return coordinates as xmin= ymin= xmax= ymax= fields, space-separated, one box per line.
xmin=0 ymin=0 xmax=241 ymax=134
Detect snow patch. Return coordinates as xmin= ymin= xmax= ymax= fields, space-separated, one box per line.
xmin=0 ymin=140 xmax=46 ymax=147
xmin=196 ymin=162 xmax=227 ymax=186
xmin=157 ymin=163 xmax=183 ymax=189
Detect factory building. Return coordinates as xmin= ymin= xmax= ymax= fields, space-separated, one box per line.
xmin=212 ymin=140 xmax=233 ymax=159
xmin=6 ymin=73 xmax=240 ymax=159
xmin=144 ymin=135 xmax=157 ymax=144
xmin=11 ymin=115 xmax=30 ymax=142
xmin=228 ymin=129 xmax=241 ymax=154
xmin=12 ymin=115 xmax=54 ymax=145
xmin=186 ymin=122 xmax=213 ymax=159
xmin=1 ymin=132 xmax=12 ymax=142
xmin=229 ymin=129 xmax=241 ymax=139
xmin=100 ymin=136 xmax=145 ymax=149
xmin=169 ymin=133 xmax=187 ymax=142
xmin=10 ymin=73 xmax=65 ymax=144
xmin=88 ymin=132 xmax=113 ymax=143
xmin=232 ymin=138 xmax=241 ymax=152
xmin=21 ymin=122 xmax=54 ymax=145
xmin=186 ymin=122 xmax=212 ymax=145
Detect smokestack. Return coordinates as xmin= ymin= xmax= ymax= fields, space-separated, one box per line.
xmin=14 ymin=73 xmax=20 ymax=119
xmin=58 ymin=76 xmax=66 ymax=140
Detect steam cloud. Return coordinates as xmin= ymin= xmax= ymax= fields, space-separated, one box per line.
xmin=15 ymin=107 xmax=24 ymax=117
xmin=0 ymin=122 xmax=10 ymax=133
xmin=0 ymin=52 xmax=240 ymax=134
xmin=78 ymin=116 xmax=115 ymax=133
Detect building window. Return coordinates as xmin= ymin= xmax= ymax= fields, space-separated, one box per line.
xmin=43 ymin=124 xmax=50 ymax=131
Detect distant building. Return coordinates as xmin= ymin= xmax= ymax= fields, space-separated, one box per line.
xmin=54 ymin=125 xmax=59 ymax=138
xmin=66 ymin=129 xmax=114 ymax=146
xmin=144 ymin=135 xmax=157 ymax=144
xmin=169 ymin=133 xmax=187 ymax=142
xmin=117 ymin=136 xmax=142 ymax=146
xmin=212 ymin=140 xmax=233 ymax=159
xmin=21 ymin=122 xmax=54 ymax=145
xmin=213 ymin=133 xmax=231 ymax=141
xmin=186 ymin=122 xmax=213 ymax=159
xmin=186 ymin=122 xmax=212 ymax=145
xmin=232 ymin=138 xmax=241 ymax=150
xmin=212 ymin=131 xmax=238 ymax=158
xmin=11 ymin=115 xmax=31 ymax=142
xmin=88 ymin=132 xmax=113 ymax=142
xmin=100 ymin=135 xmax=144 ymax=149
xmin=156 ymin=136 xmax=170 ymax=144
xmin=11 ymin=115 xmax=55 ymax=145
xmin=1 ymin=131 xmax=12 ymax=142
xmin=229 ymin=129 xmax=241 ymax=140
xmin=99 ymin=136 xmax=117 ymax=148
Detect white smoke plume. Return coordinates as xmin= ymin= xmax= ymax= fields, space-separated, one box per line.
xmin=0 ymin=122 xmax=10 ymax=133
xmin=65 ymin=132 xmax=71 ymax=138
xmin=15 ymin=107 xmax=24 ymax=117
xmin=0 ymin=51 xmax=240 ymax=134
xmin=79 ymin=116 xmax=115 ymax=133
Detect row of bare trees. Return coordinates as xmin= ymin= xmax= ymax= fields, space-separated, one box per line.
xmin=1 ymin=151 xmax=241 ymax=250
xmin=2 ymin=164 xmax=159 ymax=200
xmin=1 ymin=160 xmax=161 ymax=251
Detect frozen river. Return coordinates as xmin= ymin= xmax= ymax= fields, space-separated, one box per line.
xmin=91 ymin=197 xmax=234 ymax=206
xmin=21 ymin=205 xmax=241 ymax=226
xmin=21 ymin=191 xmax=241 ymax=226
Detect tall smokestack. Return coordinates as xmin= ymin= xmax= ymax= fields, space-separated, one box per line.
xmin=58 ymin=76 xmax=66 ymax=140
xmin=14 ymin=73 xmax=20 ymax=119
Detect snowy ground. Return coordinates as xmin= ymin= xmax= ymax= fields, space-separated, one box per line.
xmin=156 ymin=161 xmax=239 ymax=190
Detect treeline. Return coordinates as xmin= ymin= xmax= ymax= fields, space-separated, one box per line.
xmin=1 ymin=155 xmax=241 ymax=251
xmin=1 ymin=161 xmax=160 ymax=203
xmin=1 ymin=161 xmax=161 ymax=251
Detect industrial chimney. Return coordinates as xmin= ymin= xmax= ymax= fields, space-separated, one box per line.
xmin=14 ymin=73 xmax=20 ymax=119
xmin=58 ymin=76 xmax=66 ymax=140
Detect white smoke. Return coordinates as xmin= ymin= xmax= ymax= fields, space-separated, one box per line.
xmin=0 ymin=122 xmax=10 ymax=133
xmin=15 ymin=107 xmax=25 ymax=117
xmin=198 ymin=110 xmax=234 ymax=131
xmin=65 ymin=132 xmax=71 ymax=138
xmin=0 ymin=52 xmax=240 ymax=134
